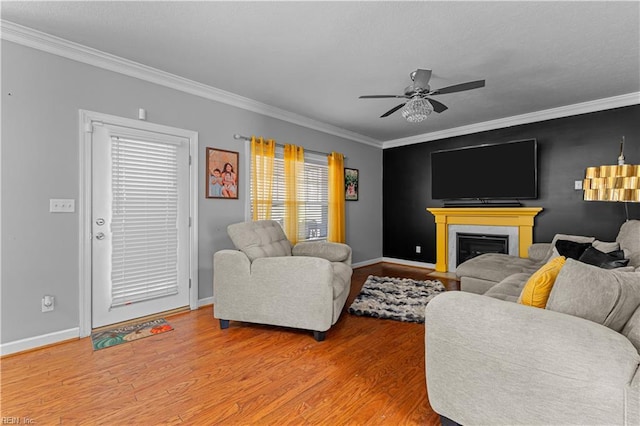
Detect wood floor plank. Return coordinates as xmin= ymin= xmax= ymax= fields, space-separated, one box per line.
xmin=0 ymin=262 xmax=457 ymax=425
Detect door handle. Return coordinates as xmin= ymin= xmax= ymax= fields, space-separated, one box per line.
xmin=95 ymin=232 xmax=105 ymax=240
xmin=95 ymin=218 xmax=105 ymax=226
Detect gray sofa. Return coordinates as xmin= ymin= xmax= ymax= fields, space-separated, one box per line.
xmin=425 ymin=220 xmax=640 ymax=425
xmin=213 ymin=220 xmax=352 ymax=341
xmin=456 ymin=221 xmax=640 ymax=294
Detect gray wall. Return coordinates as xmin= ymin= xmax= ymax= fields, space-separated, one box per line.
xmin=1 ymin=41 xmax=383 ymax=344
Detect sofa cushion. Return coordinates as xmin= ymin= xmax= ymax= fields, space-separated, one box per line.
xmin=228 ymin=220 xmax=292 ymax=262
xmin=617 ymin=220 xmax=640 ymax=268
xmin=528 ymin=243 xmax=552 ymax=262
xmin=455 ymin=253 xmax=541 ymax=283
xmin=622 ymin=305 xmax=640 ymax=353
xmin=546 ymin=259 xmax=640 ymax=332
xmin=592 ymin=240 xmax=621 ymax=253
xmin=578 ymin=247 xmax=630 ymax=269
xmin=519 ymin=256 xmax=566 ymax=308
xmin=484 ymin=273 xmax=530 ymax=302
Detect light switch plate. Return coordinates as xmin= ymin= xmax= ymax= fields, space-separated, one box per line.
xmin=50 ymin=199 xmax=75 ymax=213
xmin=574 ymin=180 xmax=583 ymax=190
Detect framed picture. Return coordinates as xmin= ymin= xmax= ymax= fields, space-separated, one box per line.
xmin=345 ymin=168 xmax=359 ymax=201
xmin=206 ymin=148 xmax=238 ymax=199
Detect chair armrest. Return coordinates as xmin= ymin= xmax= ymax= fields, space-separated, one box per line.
xmin=425 ymin=291 xmax=640 ymax=425
xmin=292 ymin=241 xmax=352 ymax=265
xmin=213 ymin=250 xmax=250 ymax=303
xmin=528 ymin=242 xmax=551 ymax=261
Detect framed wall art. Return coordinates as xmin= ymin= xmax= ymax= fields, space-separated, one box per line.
xmin=206 ymin=147 xmax=238 ymax=199
xmin=345 ymin=168 xmax=359 ymax=201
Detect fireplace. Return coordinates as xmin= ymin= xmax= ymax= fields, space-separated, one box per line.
xmin=456 ymin=233 xmax=509 ymax=266
xmin=447 ymin=225 xmax=518 ymax=272
xmin=427 ymin=207 xmax=542 ymax=273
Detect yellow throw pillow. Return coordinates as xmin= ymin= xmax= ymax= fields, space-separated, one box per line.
xmin=519 ymin=256 xmax=567 ymax=308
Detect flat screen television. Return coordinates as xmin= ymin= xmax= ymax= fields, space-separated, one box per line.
xmin=431 ymin=139 xmax=537 ymax=202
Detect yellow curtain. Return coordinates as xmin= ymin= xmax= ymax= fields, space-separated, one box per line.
xmin=251 ymin=136 xmax=275 ymax=221
xmin=284 ymin=144 xmax=305 ymax=244
xmin=328 ymin=152 xmax=346 ymax=243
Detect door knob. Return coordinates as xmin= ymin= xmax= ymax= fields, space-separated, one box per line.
xmin=95 ymin=232 xmax=105 ymax=240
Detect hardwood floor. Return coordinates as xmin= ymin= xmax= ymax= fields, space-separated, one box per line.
xmin=1 ymin=262 xmax=458 ymax=425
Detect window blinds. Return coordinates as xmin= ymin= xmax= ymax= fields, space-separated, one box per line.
xmin=252 ymin=154 xmax=328 ymax=241
xmin=110 ymin=136 xmax=179 ymax=308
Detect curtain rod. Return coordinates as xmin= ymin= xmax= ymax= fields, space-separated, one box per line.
xmin=233 ymin=134 xmax=346 ymax=160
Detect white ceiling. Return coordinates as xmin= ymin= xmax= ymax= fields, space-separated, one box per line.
xmin=2 ymin=1 xmax=639 ymax=146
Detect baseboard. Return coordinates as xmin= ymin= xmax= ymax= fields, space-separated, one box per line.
xmin=381 ymin=257 xmax=436 ymax=269
xmin=198 ymin=296 xmax=214 ymax=308
xmin=0 ymin=327 xmax=80 ymax=357
xmin=352 ymin=257 xmax=384 ymax=268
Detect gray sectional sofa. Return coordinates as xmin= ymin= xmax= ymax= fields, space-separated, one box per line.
xmin=425 ymin=220 xmax=640 ymax=425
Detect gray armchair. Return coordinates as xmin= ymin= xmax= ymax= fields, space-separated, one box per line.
xmin=213 ymin=220 xmax=352 ymax=341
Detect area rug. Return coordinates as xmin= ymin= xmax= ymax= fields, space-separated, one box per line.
xmin=91 ymin=318 xmax=173 ymax=350
xmin=348 ymin=275 xmax=445 ymax=323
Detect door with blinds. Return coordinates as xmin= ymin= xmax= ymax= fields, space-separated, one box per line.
xmin=91 ymin=123 xmax=190 ymax=328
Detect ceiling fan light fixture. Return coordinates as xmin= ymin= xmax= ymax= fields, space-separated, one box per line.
xmin=401 ymin=97 xmax=433 ymax=123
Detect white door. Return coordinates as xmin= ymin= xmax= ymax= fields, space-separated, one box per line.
xmin=91 ymin=123 xmax=190 ymax=328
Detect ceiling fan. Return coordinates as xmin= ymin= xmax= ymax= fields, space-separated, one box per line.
xmin=359 ymin=69 xmax=485 ymax=121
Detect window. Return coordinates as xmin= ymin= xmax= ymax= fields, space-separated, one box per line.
xmin=251 ymin=150 xmax=328 ymax=241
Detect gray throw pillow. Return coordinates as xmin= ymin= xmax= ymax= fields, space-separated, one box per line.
xmin=546 ymin=259 xmax=640 ymax=332
xmin=592 ymin=240 xmax=621 ymax=253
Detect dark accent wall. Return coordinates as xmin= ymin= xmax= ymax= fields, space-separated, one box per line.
xmin=383 ymin=105 xmax=640 ymax=263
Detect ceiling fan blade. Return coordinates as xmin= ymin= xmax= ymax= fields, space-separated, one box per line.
xmin=432 ymin=80 xmax=485 ymax=95
xmin=413 ymin=69 xmax=432 ymax=89
xmin=359 ymin=95 xmax=407 ymax=99
xmin=426 ymin=98 xmax=448 ymax=113
xmin=380 ymin=103 xmax=406 ymax=118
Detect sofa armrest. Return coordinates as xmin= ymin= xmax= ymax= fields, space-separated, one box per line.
xmin=425 ymin=291 xmax=640 ymax=425
xmin=292 ymin=241 xmax=352 ymax=265
xmin=528 ymin=243 xmax=551 ymax=261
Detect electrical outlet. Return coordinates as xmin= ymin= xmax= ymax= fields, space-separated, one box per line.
xmin=574 ymin=180 xmax=583 ymax=190
xmin=415 ymin=245 xmax=421 ymax=254
xmin=49 ymin=199 xmax=75 ymax=213
xmin=42 ymin=295 xmax=55 ymax=312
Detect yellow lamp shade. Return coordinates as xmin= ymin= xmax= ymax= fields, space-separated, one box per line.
xmin=583 ymin=164 xmax=640 ymax=202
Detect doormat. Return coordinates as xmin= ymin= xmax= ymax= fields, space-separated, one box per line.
xmin=348 ymin=275 xmax=445 ymax=323
xmin=91 ymin=318 xmax=173 ymax=350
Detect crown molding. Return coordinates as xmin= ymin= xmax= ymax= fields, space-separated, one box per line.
xmin=3 ymin=20 xmax=638 ymax=151
xmin=1 ymin=20 xmax=382 ymax=148
xmin=383 ymin=92 xmax=640 ymax=149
